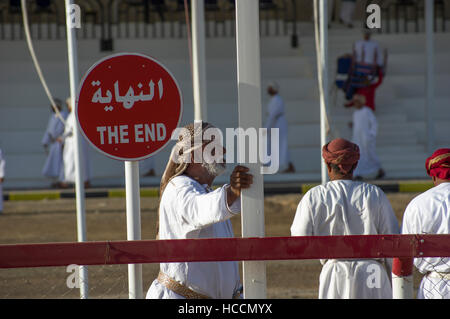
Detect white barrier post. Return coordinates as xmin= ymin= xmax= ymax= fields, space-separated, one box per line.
xmin=191 ymin=0 xmax=208 ymax=121
xmin=235 ymin=0 xmax=267 ymax=299
xmin=392 ymin=257 xmax=414 ymax=299
xmin=425 ymin=0 xmax=435 ymax=154
xmin=64 ymin=0 xmax=88 ymax=299
xmin=319 ymin=0 xmax=329 ymax=185
xmin=125 ymin=161 xmax=143 ymax=299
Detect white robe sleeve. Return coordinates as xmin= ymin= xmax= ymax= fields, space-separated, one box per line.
xmin=176 ymin=183 xmax=240 ymax=231
xmin=290 ymin=191 xmax=314 ymax=236
xmin=0 ymin=149 xmax=5 ymax=179
xmin=62 ymin=116 xmax=74 ymax=139
xmin=401 ymin=199 xmax=420 ymax=235
xmin=62 ymin=113 xmax=74 ymax=140
xmin=367 ymin=109 xmax=378 ymax=138
xmin=265 ymin=96 xmax=284 ymax=129
xmin=41 ymin=116 xmax=54 ymax=145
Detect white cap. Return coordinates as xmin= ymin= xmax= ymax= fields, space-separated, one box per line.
xmin=267 ymin=81 xmax=279 ymax=92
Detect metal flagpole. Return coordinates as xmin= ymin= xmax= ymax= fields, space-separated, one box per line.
xmin=64 ymin=0 xmax=88 ymax=299
xmin=425 ymin=0 xmax=435 ymax=154
xmin=319 ymin=0 xmax=329 ymax=185
xmin=125 ymin=161 xmax=143 ymax=299
xmin=235 ymin=0 xmax=267 ymax=299
xmin=191 ymin=0 xmax=208 ymax=121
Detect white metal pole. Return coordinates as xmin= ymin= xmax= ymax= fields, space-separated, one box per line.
xmin=392 ymin=274 xmax=414 ymax=299
xmin=192 ymin=0 xmax=208 ymax=121
xmin=319 ymin=0 xmax=329 ymax=185
xmin=64 ymin=0 xmax=88 ymax=299
xmin=425 ymin=0 xmax=435 ymax=154
xmin=235 ymin=0 xmax=267 ymax=299
xmin=392 ymin=258 xmax=414 ymax=299
xmin=125 ymin=161 xmax=143 ymax=299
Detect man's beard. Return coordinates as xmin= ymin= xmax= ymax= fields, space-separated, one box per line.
xmin=202 ymin=162 xmax=226 ymax=177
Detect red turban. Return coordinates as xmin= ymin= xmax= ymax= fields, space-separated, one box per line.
xmin=425 ymin=148 xmax=450 ymax=180
xmin=322 ymin=138 xmax=360 ymax=175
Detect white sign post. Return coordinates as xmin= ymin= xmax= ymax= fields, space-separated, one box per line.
xmin=235 ymin=0 xmax=267 ymax=299
xmin=191 ymin=0 xmax=208 ymax=121
xmin=64 ymin=0 xmax=88 ymax=299
xmin=125 ymin=161 xmax=143 ymax=299
xmin=425 ymin=0 xmax=435 ymax=154
xmin=319 ymin=0 xmax=329 ymax=185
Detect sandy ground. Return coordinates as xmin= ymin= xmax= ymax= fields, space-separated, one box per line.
xmin=0 ymin=192 xmax=423 ymax=299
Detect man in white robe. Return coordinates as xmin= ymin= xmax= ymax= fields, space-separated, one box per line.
xmin=61 ymin=98 xmax=91 ymax=188
xmin=264 ymin=81 xmax=295 ymax=173
xmin=291 ymin=138 xmax=400 ymax=299
xmin=353 ymin=30 xmax=384 ymax=67
xmin=339 ymin=0 xmax=356 ymax=28
xmin=401 ymin=148 xmax=450 ymax=299
xmin=351 ymin=94 xmax=385 ymax=180
xmin=146 ymin=122 xmax=253 ymax=299
xmin=41 ymin=99 xmax=68 ymax=187
xmin=0 ymin=148 xmax=5 ymax=213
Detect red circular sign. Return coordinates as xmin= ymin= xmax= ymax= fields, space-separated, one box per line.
xmin=76 ymin=53 xmax=183 ymax=161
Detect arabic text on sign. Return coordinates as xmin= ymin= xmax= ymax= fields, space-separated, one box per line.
xmin=91 ymin=79 xmax=164 ymax=110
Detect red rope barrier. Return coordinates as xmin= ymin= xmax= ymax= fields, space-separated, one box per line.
xmin=1 ymin=235 xmax=449 ymax=269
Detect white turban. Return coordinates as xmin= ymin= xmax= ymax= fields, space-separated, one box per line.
xmin=267 ymin=81 xmax=279 ymax=92
xmin=160 ymin=121 xmax=214 ymax=195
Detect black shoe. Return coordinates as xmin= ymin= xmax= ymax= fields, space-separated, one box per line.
xmin=375 ymin=169 xmax=385 ymax=180
xmin=281 ymin=163 xmax=296 ymax=174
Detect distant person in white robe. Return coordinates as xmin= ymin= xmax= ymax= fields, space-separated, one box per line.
xmin=353 ymin=30 xmax=384 ymax=67
xmin=402 ymin=148 xmax=450 ymax=299
xmin=339 ymin=0 xmax=356 ymax=28
xmin=264 ymin=81 xmax=295 ymax=174
xmin=146 ymin=121 xmax=253 ymax=299
xmin=41 ymin=99 xmax=68 ymax=187
xmin=141 ymin=157 xmax=156 ymax=177
xmin=328 ymin=0 xmax=335 ymax=25
xmin=291 ymin=138 xmax=400 ymax=299
xmin=350 ymin=94 xmax=385 ymax=180
xmin=61 ymin=98 xmax=91 ymax=188
xmin=0 ymin=148 xmax=5 ymax=213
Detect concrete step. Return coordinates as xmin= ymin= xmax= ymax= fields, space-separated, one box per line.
xmin=330 ymin=113 xmax=409 ymax=124
xmin=379 ymin=152 xmax=429 ymax=162
xmin=387 ymin=98 xmax=450 ymax=121
xmin=295 ymin=31 xmax=450 ymax=56
xmin=3 ymin=51 xmax=450 ymax=87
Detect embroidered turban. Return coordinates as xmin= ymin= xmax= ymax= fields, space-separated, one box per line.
xmin=322 ymin=138 xmax=360 ymax=175
xmin=425 ymin=148 xmax=450 ymax=180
